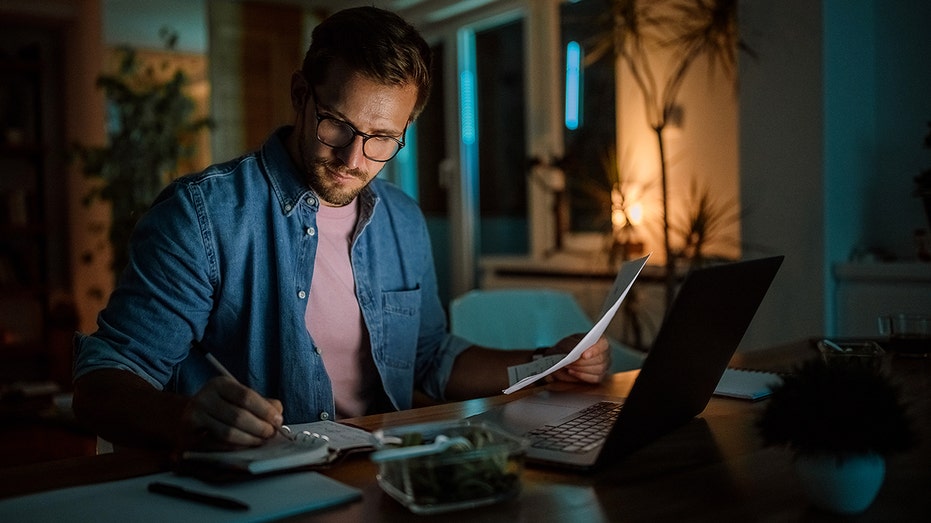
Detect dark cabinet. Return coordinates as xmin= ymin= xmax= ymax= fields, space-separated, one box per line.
xmin=0 ymin=25 xmax=72 ymax=388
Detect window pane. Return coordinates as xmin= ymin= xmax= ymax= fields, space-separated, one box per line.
xmin=417 ymin=43 xmax=448 ymax=215
xmin=561 ymin=0 xmax=617 ymax=233
xmin=475 ymin=18 xmax=528 ymax=255
xmin=415 ymin=42 xmax=452 ymax=305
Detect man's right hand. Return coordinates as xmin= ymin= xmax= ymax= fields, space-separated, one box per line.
xmin=72 ymin=368 xmax=284 ymax=452
xmin=179 ymin=376 xmax=285 ymax=449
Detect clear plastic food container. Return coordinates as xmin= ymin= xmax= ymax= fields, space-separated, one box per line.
xmin=371 ymin=420 xmax=527 ymax=514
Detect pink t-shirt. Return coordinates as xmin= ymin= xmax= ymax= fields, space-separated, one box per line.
xmin=306 ymin=199 xmax=378 ymax=418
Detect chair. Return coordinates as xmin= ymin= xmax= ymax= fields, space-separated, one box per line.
xmin=449 ymin=288 xmax=644 ymax=373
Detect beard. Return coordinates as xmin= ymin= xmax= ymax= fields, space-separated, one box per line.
xmin=305 ymin=157 xmax=368 ymax=207
xmin=297 ymin=121 xmax=370 ymax=207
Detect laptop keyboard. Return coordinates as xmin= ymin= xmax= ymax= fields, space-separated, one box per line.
xmin=525 ymin=401 xmax=622 ymax=453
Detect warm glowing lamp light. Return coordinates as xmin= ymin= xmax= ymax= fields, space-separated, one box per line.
xmin=611 ymin=187 xmax=644 ymax=230
xmin=628 ymin=202 xmax=643 ymax=226
xmin=609 ymin=189 xmax=646 ymax=263
xmin=612 ymin=208 xmax=627 ymax=229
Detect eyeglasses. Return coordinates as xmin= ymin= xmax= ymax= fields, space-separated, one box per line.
xmin=309 ymin=89 xmax=406 ymax=162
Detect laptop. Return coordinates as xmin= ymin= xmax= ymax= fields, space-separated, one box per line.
xmin=467 ymin=255 xmax=784 ymax=471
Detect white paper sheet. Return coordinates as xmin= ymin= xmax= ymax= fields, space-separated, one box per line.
xmin=502 ymin=254 xmax=651 ymax=394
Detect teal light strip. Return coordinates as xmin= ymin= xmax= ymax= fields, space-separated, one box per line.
xmin=565 ymin=41 xmax=582 ymax=130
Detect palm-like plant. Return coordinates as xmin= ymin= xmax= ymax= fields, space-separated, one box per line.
xmin=670 ymin=178 xmax=740 ymax=267
xmin=587 ymin=0 xmax=750 ymax=306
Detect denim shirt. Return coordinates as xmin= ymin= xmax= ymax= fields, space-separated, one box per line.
xmin=74 ymin=127 xmax=472 ymax=423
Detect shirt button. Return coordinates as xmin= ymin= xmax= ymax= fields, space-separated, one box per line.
xmin=298 ymin=290 xmax=306 ymax=299
xmin=284 ymin=204 xmax=292 ymax=212
xmin=306 ymin=226 xmax=316 ymax=236
xmin=315 ymin=346 xmax=322 ymax=355
xmin=306 ymin=196 xmax=317 ymax=206
xmin=319 ymin=411 xmax=330 ymax=421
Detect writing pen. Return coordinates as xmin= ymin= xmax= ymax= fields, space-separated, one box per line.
xmin=148 ymin=481 xmax=250 ymax=511
xmin=196 ymin=345 xmax=294 ymax=440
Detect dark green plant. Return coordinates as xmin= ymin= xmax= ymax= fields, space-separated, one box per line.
xmin=669 ymin=177 xmax=740 ymax=267
xmin=757 ymin=359 xmax=915 ymax=458
xmin=72 ymin=28 xmax=212 ymax=274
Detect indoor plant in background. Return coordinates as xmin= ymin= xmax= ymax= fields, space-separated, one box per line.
xmin=586 ymin=0 xmax=752 ymax=307
xmin=668 ymin=177 xmax=742 ymax=268
xmin=756 ymin=358 xmax=915 ymax=515
xmin=73 ymin=28 xmax=212 ymax=277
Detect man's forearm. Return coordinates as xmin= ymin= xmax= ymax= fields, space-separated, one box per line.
xmin=444 ymin=346 xmax=535 ymax=400
xmin=72 ymin=368 xmax=189 ymax=450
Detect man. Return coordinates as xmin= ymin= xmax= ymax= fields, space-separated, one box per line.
xmin=72 ymin=6 xmax=610 ymax=451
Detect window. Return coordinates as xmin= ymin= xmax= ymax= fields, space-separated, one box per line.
xmin=560 ymin=0 xmax=617 ymax=234
xmin=475 ymin=17 xmax=528 ymax=255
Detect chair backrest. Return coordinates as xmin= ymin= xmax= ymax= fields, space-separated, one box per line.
xmin=450 ymin=288 xmax=594 ymax=349
xmin=450 ymin=288 xmax=645 ymax=373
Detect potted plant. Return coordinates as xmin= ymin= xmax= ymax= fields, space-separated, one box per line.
xmin=72 ymin=28 xmax=212 ymax=276
xmin=756 ymin=358 xmax=915 ymax=515
xmin=586 ymin=0 xmax=751 ymax=308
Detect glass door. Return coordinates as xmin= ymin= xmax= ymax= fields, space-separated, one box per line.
xmin=406 ymin=10 xmax=529 ymax=307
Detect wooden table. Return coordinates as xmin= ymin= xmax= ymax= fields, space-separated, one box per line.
xmin=1 ymin=340 xmax=928 ymax=521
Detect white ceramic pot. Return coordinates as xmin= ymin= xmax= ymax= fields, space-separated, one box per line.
xmin=794 ymin=452 xmax=886 ymax=515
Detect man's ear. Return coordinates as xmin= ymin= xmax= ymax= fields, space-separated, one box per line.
xmin=290 ymin=71 xmax=308 ymax=112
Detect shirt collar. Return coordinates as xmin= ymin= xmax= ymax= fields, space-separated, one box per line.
xmin=260 ymin=126 xmax=315 ymax=216
xmin=260 ymin=126 xmax=377 ymax=217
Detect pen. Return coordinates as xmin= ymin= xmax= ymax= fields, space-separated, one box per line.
xmin=196 ymin=344 xmax=293 ymax=440
xmin=202 ymin=351 xmax=236 ymax=379
xmin=148 ymin=481 xmax=250 ymax=511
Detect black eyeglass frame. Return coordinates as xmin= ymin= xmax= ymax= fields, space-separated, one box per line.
xmin=308 ymin=88 xmax=407 ymax=163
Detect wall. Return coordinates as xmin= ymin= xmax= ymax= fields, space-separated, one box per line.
xmin=103 ymin=0 xmax=205 ymax=52
xmin=738 ymin=0 xmax=825 ymax=349
xmin=870 ymin=0 xmax=931 ymax=251
xmin=740 ymin=0 xmax=931 ymax=349
xmin=823 ymin=0 xmax=876 ymax=334
xmin=65 ymin=0 xmax=109 ymax=335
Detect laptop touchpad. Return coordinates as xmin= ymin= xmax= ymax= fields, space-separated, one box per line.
xmin=469 ymin=391 xmax=605 ymax=435
xmin=473 ymin=402 xmax=576 ymax=435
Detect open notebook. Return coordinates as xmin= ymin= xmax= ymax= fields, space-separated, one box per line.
xmin=179 ymin=420 xmax=374 ymax=476
xmin=714 ymin=367 xmax=783 ymax=401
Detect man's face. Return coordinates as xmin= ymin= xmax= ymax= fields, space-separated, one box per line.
xmin=292 ymin=62 xmax=418 ymax=207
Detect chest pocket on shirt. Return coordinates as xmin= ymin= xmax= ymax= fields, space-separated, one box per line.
xmin=379 ymin=288 xmax=421 ymax=368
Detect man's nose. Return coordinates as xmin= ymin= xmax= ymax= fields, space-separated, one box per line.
xmin=337 ymin=135 xmax=367 ymax=169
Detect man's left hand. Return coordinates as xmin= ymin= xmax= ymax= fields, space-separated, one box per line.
xmin=545 ymin=334 xmax=611 ymax=384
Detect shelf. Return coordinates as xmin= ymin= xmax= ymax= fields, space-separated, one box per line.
xmin=834 ymin=261 xmax=931 ymax=283
xmin=833 ymin=262 xmax=931 ymax=336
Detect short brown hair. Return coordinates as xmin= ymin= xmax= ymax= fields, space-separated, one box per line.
xmin=301 ymin=6 xmax=433 ymax=121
